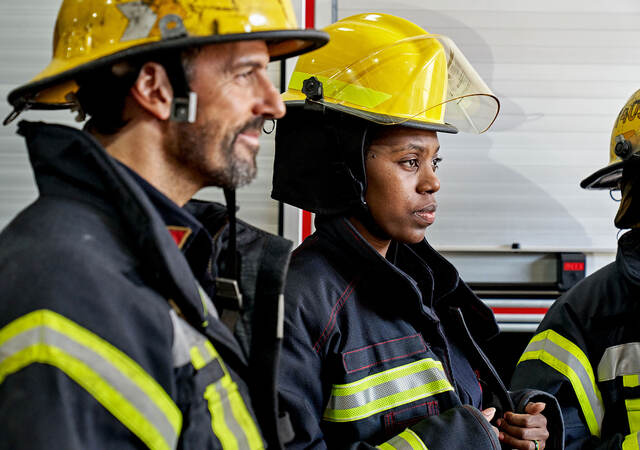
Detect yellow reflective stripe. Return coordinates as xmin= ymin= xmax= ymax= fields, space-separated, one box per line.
xmin=623 ymin=432 xmax=640 ymax=450
xmin=190 ymin=345 xmax=209 ymax=370
xmin=377 ymin=429 xmax=428 ymax=450
xmin=518 ymin=329 xmax=603 ymax=437
xmin=0 ymin=310 xmax=181 ymax=450
xmin=289 ymin=71 xmax=392 ymax=109
xmin=626 ymin=398 xmax=640 ymax=433
xmin=190 ymin=334 xmax=263 ymax=448
xmin=625 ymin=375 xmax=640 ymax=388
xmin=324 ymin=359 xmax=453 ymax=423
xmin=204 ymin=374 xmax=263 ymax=449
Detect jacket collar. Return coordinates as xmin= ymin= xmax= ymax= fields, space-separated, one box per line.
xmin=18 ymin=121 xmax=246 ymax=362
xmin=314 ymin=215 xmax=498 ymax=339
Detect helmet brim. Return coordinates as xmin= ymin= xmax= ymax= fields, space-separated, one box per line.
xmin=580 ymin=160 xmax=624 ymax=189
xmin=8 ymin=29 xmax=330 ymax=109
xmin=283 ymin=99 xmax=459 ymax=134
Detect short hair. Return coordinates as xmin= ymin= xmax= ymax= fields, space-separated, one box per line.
xmin=76 ymin=47 xmax=201 ymax=135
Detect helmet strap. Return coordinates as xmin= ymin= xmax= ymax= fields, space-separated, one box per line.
xmin=162 ymin=53 xmax=198 ymax=123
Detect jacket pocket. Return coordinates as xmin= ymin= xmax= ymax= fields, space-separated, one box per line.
xmin=382 ymin=399 xmax=441 ymax=437
xmin=341 ymin=333 xmax=427 ymax=374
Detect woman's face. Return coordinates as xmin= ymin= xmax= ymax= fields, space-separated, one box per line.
xmin=365 ymin=127 xmax=441 ymax=244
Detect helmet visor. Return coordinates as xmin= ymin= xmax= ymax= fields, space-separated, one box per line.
xmin=288 ymin=34 xmax=499 ymax=133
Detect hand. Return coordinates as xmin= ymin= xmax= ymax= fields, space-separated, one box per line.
xmin=481 ymin=407 xmax=500 ymax=440
xmin=496 ymin=402 xmax=549 ymax=450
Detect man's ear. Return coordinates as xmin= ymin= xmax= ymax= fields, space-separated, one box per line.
xmin=129 ymin=62 xmax=173 ymax=121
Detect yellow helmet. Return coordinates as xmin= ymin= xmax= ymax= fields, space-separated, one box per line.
xmin=6 ymin=0 xmax=328 ymax=120
xmin=581 ymin=89 xmax=640 ymax=189
xmin=281 ymin=13 xmax=499 ymax=134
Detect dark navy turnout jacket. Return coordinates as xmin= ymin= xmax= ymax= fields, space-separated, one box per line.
xmin=279 ymin=215 xmax=563 ymax=449
xmin=0 ymin=122 xmax=291 ymax=449
xmin=512 ymin=229 xmax=640 ymax=449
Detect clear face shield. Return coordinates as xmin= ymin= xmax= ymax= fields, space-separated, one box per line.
xmin=287 ymin=34 xmax=499 ymax=133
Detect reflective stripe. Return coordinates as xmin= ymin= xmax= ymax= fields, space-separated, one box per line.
xmin=171 ymin=311 xmax=263 ymax=449
xmin=0 ymin=310 xmax=181 ymax=450
xmin=626 ymin=398 xmax=640 ymax=433
xmin=518 ymin=329 xmax=604 ymax=437
xmin=597 ymin=343 xmax=640 ymax=382
xmin=625 ymin=375 xmax=640 ymax=388
xmin=623 ymin=432 xmax=640 ymax=450
xmin=377 ymin=429 xmax=428 ymax=450
xmin=289 ymin=71 xmax=393 ymax=109
xmin=323 ymin=358 xmax=453 ymax=423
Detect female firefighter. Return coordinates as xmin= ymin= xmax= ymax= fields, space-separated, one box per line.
xmin=271 ymin=13 xmax=563 ymax=450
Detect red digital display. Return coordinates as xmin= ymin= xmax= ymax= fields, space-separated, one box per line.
xmin=563 ymin=262 xmax=585 ymax=271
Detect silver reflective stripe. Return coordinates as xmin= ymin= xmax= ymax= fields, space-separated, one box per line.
xmin=170 ymin=310 xmax=192 ymax=368
xmin=1 ymin=326 xmax=177 ymax=448
xmin=198 ymin=284 xmax=219 ymax=319
xmin=383 ymin=435 xmax=414 ymax=450
xmin=170 ymin=310 xmax=215 ymax=369
xmin=378 ymin=429 xmax=428 ymax=450
xmin=598 ymin=343 xmax=640 ymax=382
xmin=327 ymin=366 xmax=446 ymax=411
xmin=525 ymin=338 xmax=605 ymax=428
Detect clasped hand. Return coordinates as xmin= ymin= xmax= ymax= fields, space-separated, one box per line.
xmin=482 ymin=402 xmax=549 ymax=450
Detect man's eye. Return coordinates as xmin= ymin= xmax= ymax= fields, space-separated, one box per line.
xmin=432 ymin=157 xmax=442 ymax=171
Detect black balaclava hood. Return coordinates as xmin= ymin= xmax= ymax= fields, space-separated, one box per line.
xmin=615 ymin=160 xmax=640 ymax=229
xmin=272 ymin=104 xmax=372 ymax=216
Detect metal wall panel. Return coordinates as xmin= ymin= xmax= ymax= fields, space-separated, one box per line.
xmin=337 ymin=0 xmax=636 ymax=256
xmin=0 ymin=0 xmax=282 ymax=234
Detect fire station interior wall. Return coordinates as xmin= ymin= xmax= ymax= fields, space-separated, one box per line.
xmin=2 ymin=0 xmax=637 ymax=278
xmin=0 ymin=0 xmax=282 ymax=238
xmin=317 ymin=0 xmax=640 ymax=277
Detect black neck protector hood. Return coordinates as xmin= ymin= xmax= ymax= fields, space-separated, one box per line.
xmin=272 ymin=104 xmax=372 ymax=216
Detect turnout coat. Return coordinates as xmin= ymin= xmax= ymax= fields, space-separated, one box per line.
xmin=278 ymin=215 xmax=564 ymax=449
xmin=512 ymin=229 xmax=640 ymax=450
xmin=0 ymin=122 xmax=291 ymax=449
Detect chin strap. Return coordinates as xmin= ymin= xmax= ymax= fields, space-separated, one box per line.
xmin=215 ymin=188 xmax=243 ymax=332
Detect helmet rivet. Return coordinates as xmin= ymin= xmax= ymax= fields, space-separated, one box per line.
xmin=615 ymin=140 xmax=633 ymax=160
xmin=302 ymin=76 xmax=324 ymax=101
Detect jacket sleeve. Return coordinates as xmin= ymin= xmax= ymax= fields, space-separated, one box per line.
xmin=510 ymin=298 xmax=626 ymax=450
xmin=0 ymin=257 xmax=180 ymax=450
xmin=278 ymin=298 xmax=501 ymax=450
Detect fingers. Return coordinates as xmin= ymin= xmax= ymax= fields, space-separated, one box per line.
xmin=499 ymin=433 xmax=546 ymax=450
xmin=497 ymin=418 xmax=549 ymax=441
xmin=524 ymin=402 xmax=546 ymax=415
xmin=481 ymin=407 xmax=496 ymax=422
xmin=481 ymin=408 xmax=500 ymax=439
xmin=503 ymin=410 xmax=548 ymax=429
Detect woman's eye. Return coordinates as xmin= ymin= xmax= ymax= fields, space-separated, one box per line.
xmin=432 ymin=157 xmax=442 ymax=171
xmin=401 ymin=159 xmax=419 ymax=169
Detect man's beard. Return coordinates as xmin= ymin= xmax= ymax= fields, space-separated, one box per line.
xmin=173 ymin=117 xmax=264 ymax=189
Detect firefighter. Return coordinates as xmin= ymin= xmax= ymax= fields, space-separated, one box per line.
xmin=511 ymin=89 xmax=640 ymax=449
xmin=272 ymin=13 xmax=563 ymax=450
xmin=0 ymin=1 xmax=327 ymax=448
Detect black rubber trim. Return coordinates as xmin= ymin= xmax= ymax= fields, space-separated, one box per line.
xmin=8 ymin=29 xmax=330 ymax=108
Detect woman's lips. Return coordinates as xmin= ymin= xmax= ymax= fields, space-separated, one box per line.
xmin=413 ymin=203 xmax=437 ymax=224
